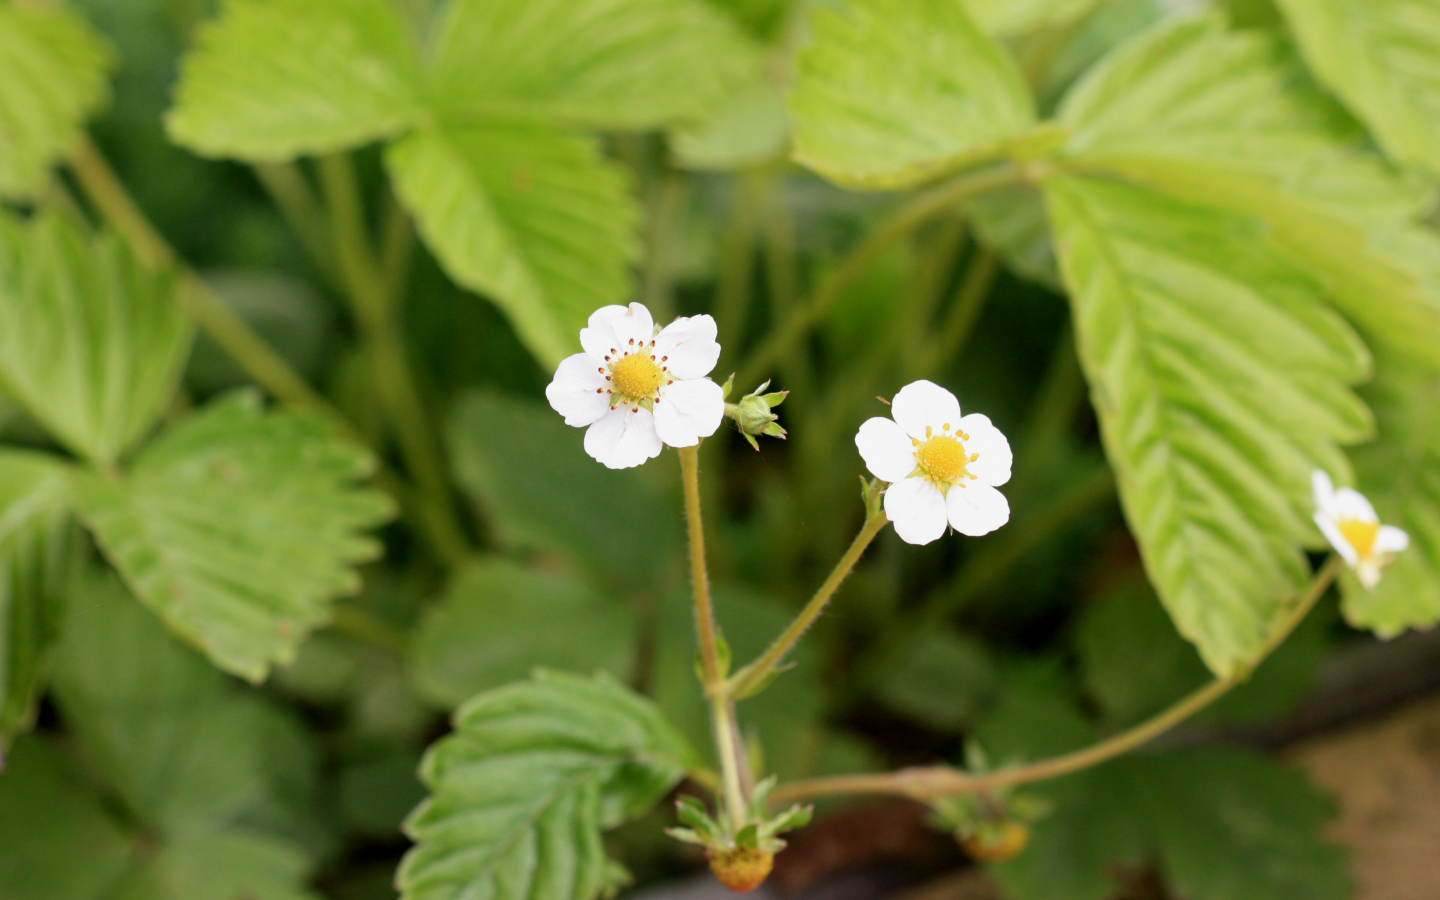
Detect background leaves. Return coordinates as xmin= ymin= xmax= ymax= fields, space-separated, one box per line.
xmin=0 ymin=1 xmax=111 ymax=198
xmin=72 ymin=391 xmax=392 ymax=682
xmin=788 ymin=0 xmax=1036 ymax=188
xmin=398 ymin=670 xmax=695 ymax=900
xmin=0 ymin=213 xmax=191 ymax=466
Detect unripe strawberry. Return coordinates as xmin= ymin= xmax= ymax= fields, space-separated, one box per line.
xmin=961 ymin=820 xmax=1030 ymax=862
xmin=706 ymin=846 xmax=774 ymax=893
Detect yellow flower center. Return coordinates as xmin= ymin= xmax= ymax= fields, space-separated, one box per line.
xmin=914 ymin=425 xmax=978 ymax=484
xmin=1337 ymin=517 xmax=1380 ymax=557
xmin=610 ymin=352 xmax=663 ymax=399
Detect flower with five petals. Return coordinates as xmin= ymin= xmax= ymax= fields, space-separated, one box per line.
xmin=546 ymin=303 xmax=725 ymax=469
xmin=856 ymin=380 xmax=1012 ymax=545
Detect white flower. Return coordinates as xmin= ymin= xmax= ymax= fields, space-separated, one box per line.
xmin=855 ymin=380 xmax=1012 ymax=545
xmin=1312 ymin=470 xmax=1409 ymax=589
xmin=546 ymin=303 xmax=725 ymax=469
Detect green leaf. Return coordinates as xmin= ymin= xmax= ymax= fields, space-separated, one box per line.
xmin=108 ymin=832 xmax=322 ymax=900
xmin=166 ymin=0 xmax=423 ymax=160
xmin=0 ymin=450 xmax=72 ymax=749
xmin=447 ymin=390 xmax=676 ymax=578
xmin=789 ymin=0 xmax=1036 ymax=188
xmin=965 ymin=0 xmax=1110 ymax=37
xmin=977 ymin=679 xmax=1347 ymax=900
xmin=671 ymin=72 xmax=789 ymax=171
xmin=70 ymin=391 xmax=392 ymax=682
xmin=0 ymin=3 xmax=111 ymax=198
xmin=398 ymin=670 xmax=695 ymax=900
xmin=0 ymin=213 xmax=192 ymax=465
xmin=873 ymin=629 xmax=1000 ymax=731
xmin=52 ymin=576 xmax=327 ymax=847
xmin=1274 ymin=0 xmax=1440 ymax=171
xmin=1055 ymin=12 xmax=1440 ymax=369
xmin=1045 ymin=173 xmax=1371 ymax=675
xmin=410 ymin=557 xmax=637 ymax=709
xmin=1131 ymin=749 xmax=1348 ymax=900
xmin=1075 ymin=580 xmax=1329 ymax=728
xmin=1343 ymin=351 xmax=1440 ymax=636
xmin=988 ymin=762 xmax=1145 ymax=900
xmin=963 ymin=184 xmax=1062 ymax=290
xmin=387 ymin=124 xmax=638 ymax=368
xmin=0 ymin=737 xmax=135 ymax=900
xmin=428 ymin=0 xmax=753 ymax=129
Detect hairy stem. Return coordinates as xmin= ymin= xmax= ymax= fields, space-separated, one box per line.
xmin=728 ymin=511 xmax=889 ymax=699
xmin=679 ymin=444 xmax=749 ymax=827
xmin=252 ymin=161 xmax=342 ymax=293
xmin=738 ymin=163 xmax=1023 ymax=389
xmin=773 ymin=556 xmax=1343 ymax=804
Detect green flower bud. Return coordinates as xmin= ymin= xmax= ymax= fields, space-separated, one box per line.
xmin=726 ymin=380 xmax=788 ymax=450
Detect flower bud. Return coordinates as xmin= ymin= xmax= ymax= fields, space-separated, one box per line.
xmin=727 ymin=380 xmax=788 ymax=450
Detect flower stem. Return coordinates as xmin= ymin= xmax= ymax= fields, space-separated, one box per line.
xmin=737 ymin=162 xmax=1023 ymax=390
xmin=907 ymin=245 xmax=1000 ymax=380
xmin=728 ymin=511 xmax=889 ymax=699
xmin=770 ymin=555 xmax=1343 ymax=805
xmin=317 ymin=153 xmax=471 ymax=567
xmin=678 ymin=444 xmax=748 ymax=827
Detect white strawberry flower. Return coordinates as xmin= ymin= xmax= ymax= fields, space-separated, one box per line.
xmin=546 ymin=302 xmax=725 ymax=469
xmin=855 ymin=380 xmax=1012 ymax=545
xmin=1311 ymin=470 xmax=1409 ymax=589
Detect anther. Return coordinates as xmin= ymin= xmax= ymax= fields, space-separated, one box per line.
xmin=605 ymin=376 xmax=612 ymax=381
xmin=595 ymin=388 xmax=604 ymax=393
xmin=944 ymin=423 xmax=950 ymax=431
xmin=629 ymin=339 xmax=635 ymax=345
xmin=661 ymin=356 xmax=668 ymax=361
xmin=597 ymin=368 xmax=604 ymax=374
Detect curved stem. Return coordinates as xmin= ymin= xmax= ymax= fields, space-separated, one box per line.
xmin=737 ymin=163 xmax=1023 ymax=389
xmin=772 ymin=555 xmax=1342 ymax=805
xmin=728 ymin=511 xmax=889 ymax=699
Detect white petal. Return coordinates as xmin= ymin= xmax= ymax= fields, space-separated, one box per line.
xmin=1376 ymin=525 xmax=1410 ymax=554
xmin=958 ymin=413 xmax=1012 ymax=487
xmin=546 ymin=353 xmax=613 ymax=427
xmin=856 ymin=417 xmax=917 ymax=483
xmin=1313 ymin=512 xmax=1360 ymax=566
xmin=653 ymin=378 xmax=725 ymax=447
xmin=890 ymin=380 xmax=962 ymax=441
xmin=583 ymin=405 xmax=663 ymax=469
xmin=1311 ymin=470 xmax=1339 ymax=520
xmin=884 ymin=477 xmax=948 ymax=545
xmin=1334 ymin=487 xmax=1378 ymax=524
xmin=946 ymin=481 xmax=1010 ymax=536
xmin=580 ymin=302 xmax=656 ymax=362
xmin=654 ymin=314 xmax=721 ymax=380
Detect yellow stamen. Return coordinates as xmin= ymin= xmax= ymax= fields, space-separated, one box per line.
xmin=609 ymin=353 xmax=663 ymax=399
xmin=1337 ymin=517 xmax=1380 ymax=558
xmin=916 ymin=435 xmax=972 ymax=483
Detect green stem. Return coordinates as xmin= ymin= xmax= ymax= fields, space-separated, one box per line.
xmin=772 ymin=556 xmax=1343 ymax=805
xmin=728 ymin=511 xmax=889 ymax=699
xmin=738 ymin=162 xmax=1023 ymax=389
xmin=68 ymin=139 xmax=332 ymax=415
xmin=758 ymin=169 xmax=809 ymax=397
xmin=251 ymin=161 xmax=343 ymax=293
xmin=908 ymin=246 xmax=1000 ymax=380
xmin=318 ymin=154 xmax=470 ymax=567
xmin=679 ymin=444 xmax=748 ymax=828
xmin=715 ymin=172 xmax=762 ymax=360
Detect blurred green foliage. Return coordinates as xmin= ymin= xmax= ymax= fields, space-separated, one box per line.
xmin=0 ymin=0 xmax=1437 ymax=898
